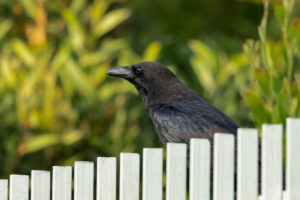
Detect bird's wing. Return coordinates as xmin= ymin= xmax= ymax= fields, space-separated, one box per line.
xmin=152 ymin=103 xmax=238 ymax=144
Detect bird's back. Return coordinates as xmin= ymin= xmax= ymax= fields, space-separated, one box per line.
xmin=149 ymin=89 xmax=239 ymax=145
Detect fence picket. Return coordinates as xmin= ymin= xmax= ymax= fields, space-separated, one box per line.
xmin=3 ymin=118 xmax=300 ymax=200
xmin=74 ymin=161 xmax=94 ymax=200
xmin=9 ymin=175 xmax=29 ymax=200
xmin=142 ymin=148 xmax=163 ymax=200
xmin=52 ymin=166 xmax=72 ymax=200
xmin=31 ymin=170 xmax=50 ymax=200
xmin=286 ymin=118 xmax=300 ymax=200
xmin=237 ymin=128 xmax=258 ymax=200
xmin=120 ymin=153 xmax=140 ymax=200
xmin=166 ymin=143 xmax=187 ymax=200
xmin=0 ymin=180 xmax=8 ymax=200
xmin=213 ymin=133 xmax=235 ymax=200
xmin=97 ymin=157 xmax=116 ymax=200
xmin=189 ymin=139 xmax=210 ymax=200
xmin=262 ymin=124 xmax=282 ymax=200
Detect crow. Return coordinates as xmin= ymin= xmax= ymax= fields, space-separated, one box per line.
xmin=106 ymin=62 xmax=239 ymax=148
xmin=106 ymin=62 xmax=287 ymax=194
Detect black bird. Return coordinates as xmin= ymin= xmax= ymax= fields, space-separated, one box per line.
xmin=106 ymin=62 xmax=278 ymax=194
xmin=106 ymin=62 xmax=239 ymax=147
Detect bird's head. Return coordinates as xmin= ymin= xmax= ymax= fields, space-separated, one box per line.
xmin=106 ymin=62 xmax=182 ymax=107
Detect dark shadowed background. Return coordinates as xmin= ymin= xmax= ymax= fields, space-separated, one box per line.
xmin=0 ymin=0 xmax=300 ymax=177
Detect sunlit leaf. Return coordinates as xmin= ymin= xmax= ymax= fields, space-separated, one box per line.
xmin=189 ymin=40 xmax=216 ymax=67
xmin=189 ymin=40 xmax=217 ymax=93
xmin=19 ymin=0 xmax=37 ymax=19
xmin=40 ymin=74 xmax=56 ymax=129
xmin=23 ymin=134 xmax=58 ymax=154
xmin=93 ymin=9 xmax=131 ymax=37
xmin=62 ymin=130 xmax=84 ymax=145
xmin=289 ymin=18 xmax=300 ymax=39
xmin=254 ymin=68 xmax=269 ymax=96
xmin=70 ymin=0 xmax=86 ymax=13
xmin=276 ymin=78 xmax=289 ymax=122
xmin=0 ymin=57 xmax=16 ymax=87
xmin=143 ymin=41 xmax=162 ymax=61
xmin=90 ymin=1 xmax=108 ymax=26
xmin=274 ymin=1 xmax=285 ymax=29
xmin=80 ymin=38 xmax=128 ymax=66
xmin=50 ymin=42 xmax=71 ymax=71
xmin=60 ymin=59 xmax=95 ymax=98
xmin=295 ymin=72 xmax=300 ymax=91
xmin=246 ymin=89 xmax=271 ymax=125
xmin=23 ymin=131 xmax=83 ymax=154
xmin=0 ymin=19 xmax=12 ymax=42
xmin=11 ymin=39 xmax=35 ymax=66
xmin=62 ymin=9 xmax=85 ymax=50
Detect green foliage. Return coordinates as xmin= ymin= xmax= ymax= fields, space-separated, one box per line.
xmin=0 ymin=0 xmax=161 ymax=177
xmin=244 ymin=0 xmax=300 ymax=126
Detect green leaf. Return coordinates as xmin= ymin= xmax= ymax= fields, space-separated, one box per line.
xmin=189 ymin=40 xmax=216 ymax=67
xmin=143 ymin=41 xmax=162 ymax=61
xmin=23 ymin=131 xmax=83 ymax=154
xmin=0 ymin=19 xmax=12 ymax=42
xmin=62 ymin=9 xmax=85 ymax=50
xmin=0 ymin=57 xmax=16 ymax=87
xmin=70 ymin=0 xmax=86 ymax=13
xmin=11 ymin=39 xmax=35 ymax=66
xmin=273 ymin=73 xmax=284 ymax=94
xmin=60 ymin=59 xmax=95 ymax=98
xmin=19 ymin=0 xmax=37 ymax=19
xmin=189 ymin=40 xmax=217 ymax=93
xmin=90 ymin=1 xmax=109 ymax=26
xmin=246 ymin=90 xmax=271 ymax=125
xmin=80 ymin=39 xmax=127 ymax=67
xmin=254 ymin=68 xmax=269 ymax=96
xmin=93 ymin=9 xmax=131 ymax=37
xmin=61 ymin=130 xmax=84 ymax=145
xmin=295 ymin=95 xmax=300 ymax=117
xmin=50 ymin=42 xmax=71 ymax=71
xmin=274 ymin=1 xmax=285 ymax=29
xmin=290 ymin=80 xmax=298 ymax=97
xmin=295 ymin=72 xmax=300 ymax=91
xmin=276 ymin=78 xmax=289 ymax=122
xmin=289 ymin=18 xmax=300 ymax=38
xmin=23 ymin=134 xmax=57 ymax=154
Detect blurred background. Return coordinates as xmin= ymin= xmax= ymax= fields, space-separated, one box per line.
xmin=0 ymin=0 xmax=300 ymax=178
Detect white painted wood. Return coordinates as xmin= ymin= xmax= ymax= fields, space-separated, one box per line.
xmin=283 ymin=191 xmax=288 ymax=200
xmin=286 ymin=118 xmax=300 ymax=200
xmin=213 ymin=133 xmax=235 ymax=200
xmin=31 ymin=170 xmax=50 ymax=200
xmin=120 ymin=153 xmax=140 ymax=200
xmin=52 ymin=166 xmax=72 ymax=200
xmin=142 ymin=148 xmax=163 ymax=200
xmin=258 ymin=195 xmax=262 ymax=200
xmin=97 ymin=157 xmax=116 ymax=200
xmin=74 ymin=161 xmax=94 ymax=200
xmin=0 ymin=179 xmax=8 ymax=200
xmin=237 ymin=128 xmax=258 ymax=200
xmin=9 ymin=174 xmax=29 ymax=200
xmin=189 ymin=139 xmax=210 ymax=200
xmin=166 ymin=143 xmax=187 ymax=200
xmin=262 ymin=124 xmax=282 ymax=200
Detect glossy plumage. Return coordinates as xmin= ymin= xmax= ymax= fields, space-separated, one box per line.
xmin=106 ymin=62 xmax=239 ymax=147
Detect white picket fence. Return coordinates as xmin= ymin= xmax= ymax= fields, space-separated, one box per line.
xmin=0 ymin=118 xmax=300 ymax=200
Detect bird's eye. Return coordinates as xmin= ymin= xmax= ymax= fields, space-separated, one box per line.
xmin=134 ymin=67 xmax=142 ymax=75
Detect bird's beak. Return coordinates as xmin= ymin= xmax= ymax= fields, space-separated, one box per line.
xmin=106 ymin=66 xmax=133 ymax=79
